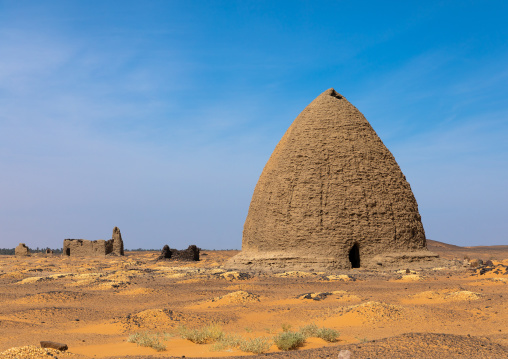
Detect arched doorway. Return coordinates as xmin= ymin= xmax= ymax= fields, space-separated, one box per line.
xmin=349 ymin=243 xmax=360 ymax=268
xmin=65 ymin=248 xmax=70 ymax=256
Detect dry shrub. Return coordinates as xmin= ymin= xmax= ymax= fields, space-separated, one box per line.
xmin=210 ymin=333 xmax=243 ymax=351
xmin=239 ymin=337 xmax=272 ymax=354
xmin=179 ymin=323 xmax=224 ymax=344
xmin=316 ymin=327 xmax=340 ymax=342
xmin=299 ymin=323 xmax=339 ymax=342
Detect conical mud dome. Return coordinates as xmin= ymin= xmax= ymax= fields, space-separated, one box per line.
xmin=227 ymin=88 xmax=435 ymax=271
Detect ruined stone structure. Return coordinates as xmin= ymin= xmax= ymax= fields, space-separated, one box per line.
xmin=157 ymin=245 xmax=200 ymax=261
xmin=227 ymin=88 xmax=436 ymax=272
xmin=15 ymin=243 xmax=30 ymax=256
xmin=63 ymin=227 xmax=125 ymax=257
xmin=112 ymin=226 xmax=124 ymax=256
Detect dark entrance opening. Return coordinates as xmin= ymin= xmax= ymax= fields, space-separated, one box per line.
xmin=65 ymin=248 xmax=70 ymax=256
xmin=349 ymin=243 xmax=360 ymax=268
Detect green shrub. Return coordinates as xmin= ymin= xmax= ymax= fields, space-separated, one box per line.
xmin=239 ymin=337 xmax=272 ymax=354
xmin=127 ymin=331 xmax=167 ymax=351
xmin=179 ymin=323 xmax=224 ymax=344
xmin=316 ymin=327 xmax=340 ymax=342
xmin=274 ymin=331 xmax=305 ymax=351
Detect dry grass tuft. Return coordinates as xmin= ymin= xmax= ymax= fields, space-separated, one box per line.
xmin=127 ymin=331 xmax=168 ymax=351
xmin=239 ymin=337 xmax=272 ymax=354
xmin=179 ymin=323 xmax=224 ymax=344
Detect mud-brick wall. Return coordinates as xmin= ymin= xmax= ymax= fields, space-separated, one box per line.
xmin=63 ymin=239 xmax=111 ymax=256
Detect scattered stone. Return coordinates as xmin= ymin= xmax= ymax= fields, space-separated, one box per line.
xmin=219 ymin=271 xmax=251 ymax=280
xmin=485 ymin=260 xmax=494 ymax=267
xmin=338 ymin=349 xmax=352 ymax=359
xmin=15 ymin=243 xmax=30 ymax=257
xmin=298 ymin=292 xmax=332 ymax=301
xmin=227 ymin=88 xmax=436 ymax=272
xmin=40 ymin=341 xmax=68 ymax=351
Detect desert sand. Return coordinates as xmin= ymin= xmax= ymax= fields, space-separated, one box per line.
xmin=0 ymin=240 xmax=507 ymax=359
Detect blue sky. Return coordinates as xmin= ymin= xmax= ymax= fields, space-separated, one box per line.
xmin=0 ymin=1 xmax=507 ymax=249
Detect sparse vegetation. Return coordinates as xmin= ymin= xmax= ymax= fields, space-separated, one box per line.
xmin=179 ymin=323 xmax=225 ymax=344
xmin=184 ymin=322 xmax=338 ymax=353
xmin=127 ymin=331 xmax=167 ymax=351
xmin=297 ymin=323 xmax=340 ymax=342
xmin=210 ymin=332 xmax=272 ymax=354
xmin=210 ymin=333 xmax=243 ymax=351
xmin=281 ymin=323 xmax=292 ymax=332
xmin=274 ymin=331 xmax=305 ymax=351
xmin=299 ymin=323 xmax=319 ymax=338
xmin=315 ymin=327 xmax=340 ymax=342
xmin=356 ymin=336 xmax=369 ymax=343
xmin=239 ymin=337 xmax=273 ymax=354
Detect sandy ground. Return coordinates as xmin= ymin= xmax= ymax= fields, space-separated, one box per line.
xmin=0 ymin=241 xmax=507 ymax=359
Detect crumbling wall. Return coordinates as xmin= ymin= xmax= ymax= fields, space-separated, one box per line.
xmin=112 ymin=226 xmax=124 ymax=255
xmin=157 ymin=245 xmax=200 ymax=261
xmin=63 ymin=227 xmax=125 ymax=257
xmin=63 ymin=239 xmax=108 ymax=256
xmin=15 ymin=243 xmax=30 ymax=257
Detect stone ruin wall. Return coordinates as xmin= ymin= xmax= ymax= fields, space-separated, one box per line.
xmin=15 ymin=243 xmax=30 ymax=257
xmin=63 ymin=239 xmax=113 ymax=257
xmin=63 ymin=227 xmax=124 ymax=257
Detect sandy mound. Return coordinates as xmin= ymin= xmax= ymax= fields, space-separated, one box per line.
xmin=3 ymin=272 xmax=25 ymax=280
xmin=210 ymin=290 xmax=260 ymax=305
xmin=323 ymin=274 xmax=353 ymax=281
xmin=396 ymin=269 xmax=418 ymax=274
xmin=66 ymin=273 xmax=103 ymax=287
xmin=15 ymin=276 xmax=49 ymax=285
xmin=274 ymin=271 xmax=324 ymax=278
xmin=219 ymin=271 xmax=252 ymax=280
xmin=488 ymin=277 xmax=507 ymax=283
xmin=397 ymin=274 xmax=425 ymax=281
xmin=16 ymin=273 xmax=75 ymax=285
xmin=191 ymin=290 xmax=261 ymax=309
xmin=337 ymin=301 xmax=404 ymax=323
xmin=125 ymin=308 xmax=184 ymax=330
xmin=407 ymin=290 xmax=482 ymax=303
xmin=298 ymin=291 xmax=361 ymax=302
xmin=15 ymin=291 xmax=89 ymax=304
xmin=116 ymin=287 xmax=154 ymax=295
xmin=65 ymin=272 xmax=130 ymax=290
xmin=0 ymin=345 xmax=85 ymax=359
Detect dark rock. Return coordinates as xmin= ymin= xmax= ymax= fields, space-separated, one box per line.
xmin=485 ymin=260 xmax=494 ymax=267
xmin=40 ymin=341 xmax=68 ymax=351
